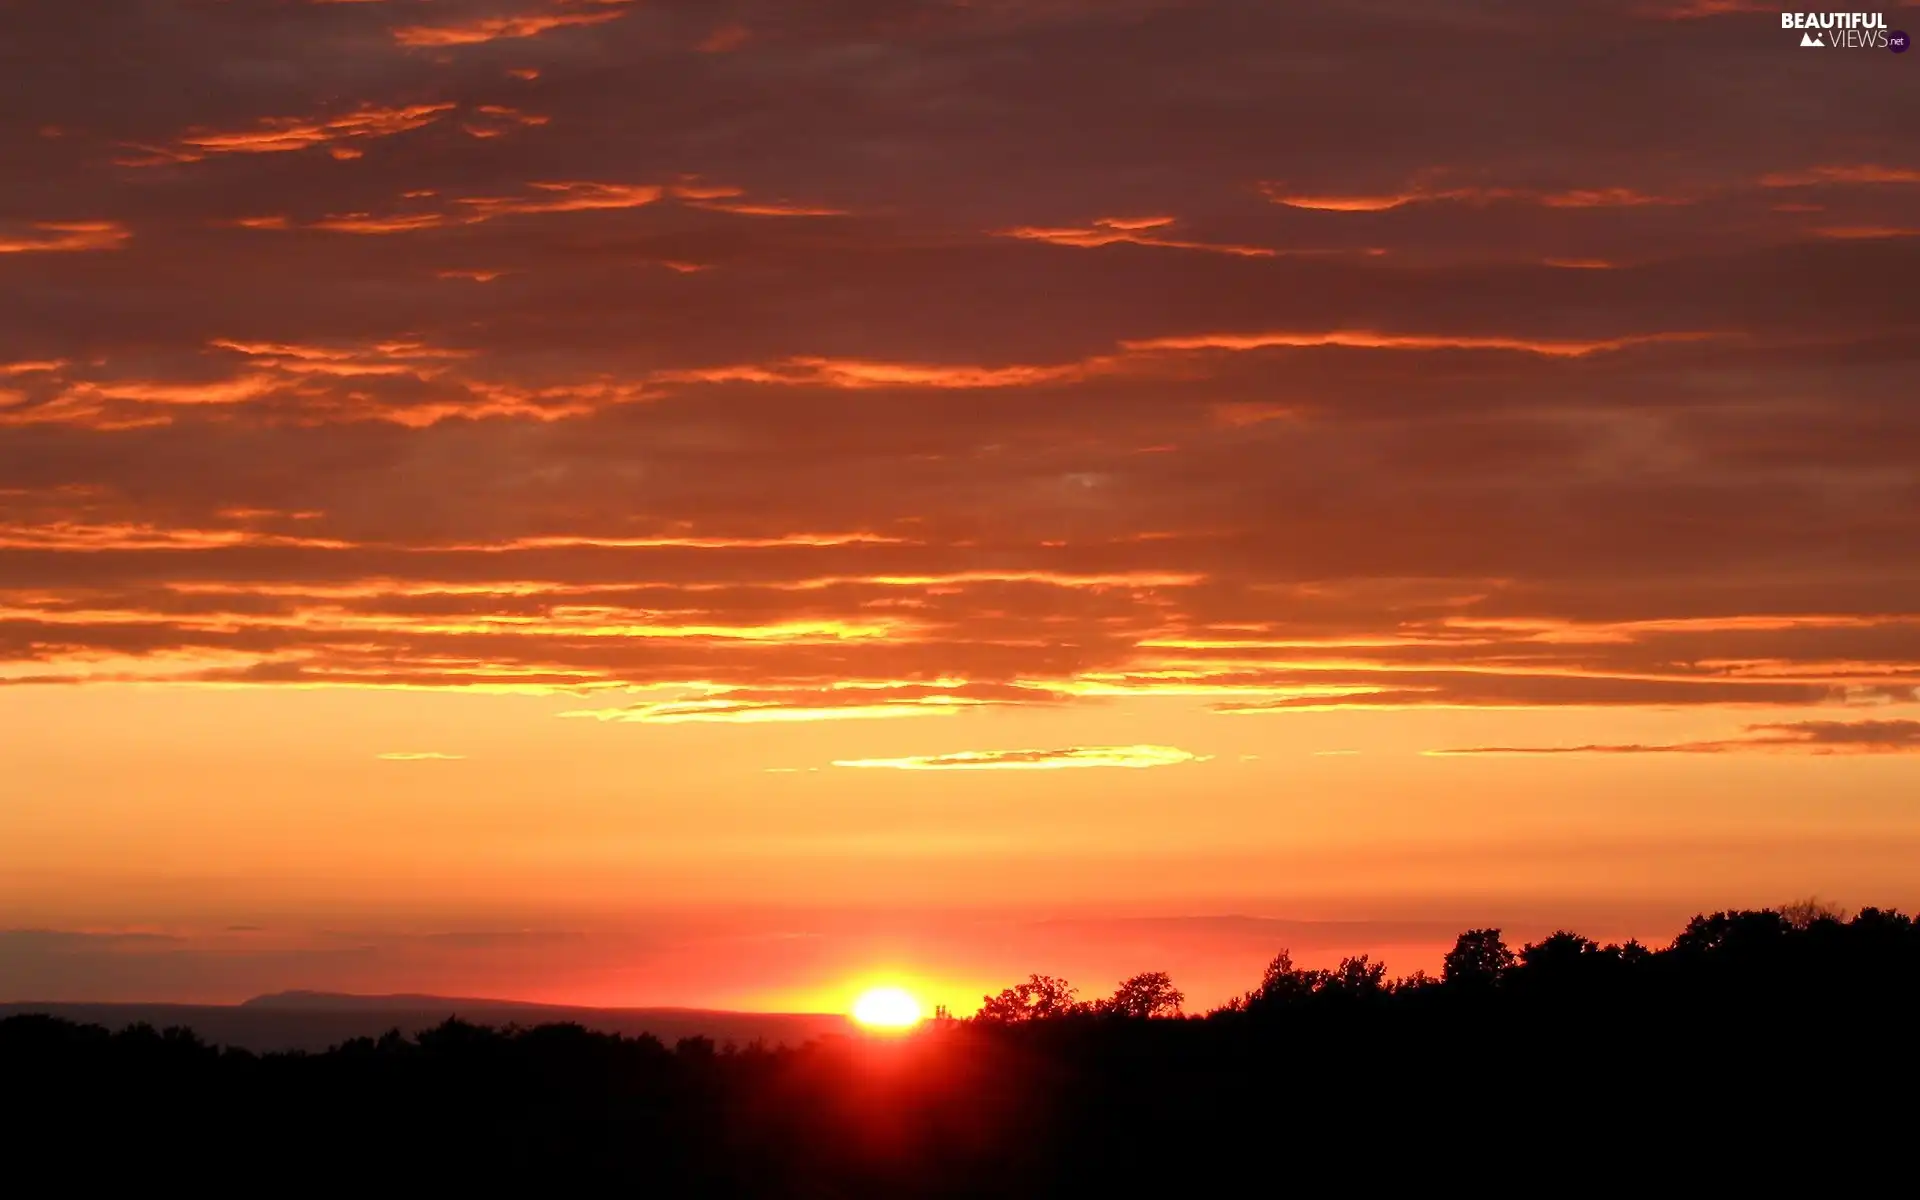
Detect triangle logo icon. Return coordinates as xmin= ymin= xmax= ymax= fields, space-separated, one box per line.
xmin=1800 ymin=31 xmax=1823 ymax=46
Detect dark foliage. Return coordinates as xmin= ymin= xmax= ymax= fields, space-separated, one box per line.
xmin=4 ymin=907 xmax=1917 ymax=1192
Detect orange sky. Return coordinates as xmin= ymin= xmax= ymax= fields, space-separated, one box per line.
xmin=2 ymin=0 xmax=1917 ymax=1013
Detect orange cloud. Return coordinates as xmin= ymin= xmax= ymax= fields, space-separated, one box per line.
xmin=1262 ymin=182 xmax=1690 ymax=211
xmin=458 ymin=181 xmax=664 ymax=218
xmin=119 ymin=103 xmax=454 ymax=165
xmin=1001 ymin=216 xmax=1275 ymax=257
xmin=657 ymin=356 xmax=1099 ymax=389
xmin=376 ymin=751 xmax=467 ymax=761
xmin=1813 ymin=226 xmax=1919 ymax=240
xmin=1432 ymin=719 xmax=1920 ymax=756
xmin=210 ymin=338 xmax=473 ymax=377
xmin=563 ymin=683 xmax=1066 ymax=724
xmin=470 ymin=532 xmax=907 ymax=551
xmin=569 ymin=698 xmax=961 ymax=723
xmin=1265 ymin=191 xmax=1425 ymax=212
xmin=700 ymin=22 xmax=751 ymax=52
xmin=1210 ymin=403 xmax=1296 ymax=428
xmin=0 ymin=221 xmax=130 ymax=253
xmin=303 ymin=183 xmax=664 ymax=234
xmin=832 ymin=745 xmax=1207 ymax=770
xmin=688 ymin=199 xmax=847 ymax=217
xmin=311 ymin=212 xmax=453 ymax=234
xmin=1537 ymin=187 xmax=1686 ymax=208
xmin=1123 ymin=329 xmax=1710 ymax=358
xmin=4 ymin=566 xmax=1913 ymax=710
xmin=1439 ymin=614 xmax=1908 ymax=643
xmin=394 ymin=5 xmax=631 ymax=47
xmin=1760 ymin=164 xmax=1920 ymax=187
xmin=297 ymin=180 xmax=840 ymax=236
xmin=640 ymin=325 xmax=1715 ymax=402
xmin=664 ymin=181 xmax=844 ymax=217
xmin=0 ymin=521 xmax=351 ymax=551
xmin=462 ymin=105 xmax=550 ymax=139
xmin=0 ymin=338 xmax=570 ymax=428
xmin=68 ymin=375 xmax=282 ymax=406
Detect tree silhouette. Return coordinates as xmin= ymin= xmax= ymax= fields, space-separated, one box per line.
xmin=1096 ymin=971 xmax=1184 ymax=1018
xmin=1442 ymin=928 xmax=1514 ymax=989
xmin=1245 ymin=948 xmax=1323 ymax=1008
xmin=1519 ymin=930 xmax=1601 ymax=970
xmin=975 ymin=974 xmax=1081 ymax=1022
xmin=1778 ymin=896 xmax=1851 ymax=930
xmin=1670 ymin=909 xmax=1792 ymax=957
xmin=1322 ymin=955 xmax=1387 ymax=1000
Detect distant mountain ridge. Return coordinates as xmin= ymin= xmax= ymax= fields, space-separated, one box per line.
xmin=241 ymin=990 xmax=723 ymax=1013
xmin=2 ymin=994 xmax=851 ymax=1054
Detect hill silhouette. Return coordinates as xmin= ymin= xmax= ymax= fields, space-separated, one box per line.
xmin=0 ymin=992 xmax=849 ymax=1053
xmin=242 ymin=989 xmax=563 ymax=1009
xmin=4 ymin=905 xmax=1916 ymax=1192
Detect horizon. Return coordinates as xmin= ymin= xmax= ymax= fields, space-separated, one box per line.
xmin=3 ymin=1 xmax=1917 ymax=1023
xmin=5 ymin=896 xmax=1899 ymax=1016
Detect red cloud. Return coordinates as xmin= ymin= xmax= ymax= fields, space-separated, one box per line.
xmin=118 ymin=104 xmax=454 ymax=166
xmin=0 ymin=221 xmax=130 ymax=253
xmin=394 ymin=3 xmax=632 ymax=47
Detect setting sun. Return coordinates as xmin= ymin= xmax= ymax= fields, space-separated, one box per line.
xmin=851 ymin=986 xmax=924 ymax=1030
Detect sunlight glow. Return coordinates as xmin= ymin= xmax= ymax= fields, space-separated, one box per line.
xmin=851 ymin=986 xmax=923 ymax=1030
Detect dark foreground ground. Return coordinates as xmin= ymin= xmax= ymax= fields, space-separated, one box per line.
xmin=4 ymin=909 xmax=1917 ymax=1194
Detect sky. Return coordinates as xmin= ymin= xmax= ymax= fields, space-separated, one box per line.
xmin=2 ymin=0 xmax=1918 ymax=1015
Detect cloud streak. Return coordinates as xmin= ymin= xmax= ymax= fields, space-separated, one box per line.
xmin=392 ymin=2 xmax=633 ymax=47
xmin=118 ymin=103 xmax=455 ymax=165
xmin=1431 ymin=720 xmax=1920 ymax=756
xmin=833 ymin=745 xmax=1208 ymax=771
xmin=0 ymin=222 xmax=130 ymax=254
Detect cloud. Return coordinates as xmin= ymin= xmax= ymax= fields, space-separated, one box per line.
xmin=461 ymin=105 xmax=550 ymax=140
xmin=1001 ymin=216 xmax=1276 ymax=257
xmin=0 ymin=222 xmax=130 ymax=254
xmin=833 ymin=745 xmax=1207 ymax=771
xmin=1812 ymin=226 xmax=1919 ymax=241
xmin=295 ymin=179 xmax=846 ymax=237
xmin=669 ymin=181 xmax=845 ymax=218
xmin=1120 ymin=329 xmax=1712 ymax=358
xmin=455 ymin=181 xmax=666 ymax=220
xmin=0 ymin=521 xmax=348 ymax=550
xmin=1431 ymin=719 xmax=1920 ymax=756
xmin=564 ymin=683 xmax=1067 ymax=724
xmin=1261 ymin=182 xmax=1693 ymax=212
xmin=118 ymin=104 xmax=455 ymax=166
xmin=287 ymin=177 xmax=839 ymax=239
xmin=699 ymin=22 xmax=751 ymax=53
xmin=376 ymin=751 xmax=467 ymax=761
xmin=393 ymin=3 xmax=633 ymax=48
xmin=304 ymin=181 xmax=666 ymax=235
xmin=0 ymin=0 xmax=1915 ymax=719
xmin=1760 ymin=164 xmax=1920 ymax=187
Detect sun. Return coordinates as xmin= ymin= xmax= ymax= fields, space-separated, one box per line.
xmin=851 ymin=986 xmax=923 ymax=1030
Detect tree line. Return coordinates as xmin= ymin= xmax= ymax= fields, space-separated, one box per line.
xmin=4 ymin=902 xmax=1915 ymax=1193
xmin=973 ymin=898 xmax=1911 ymax=1022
